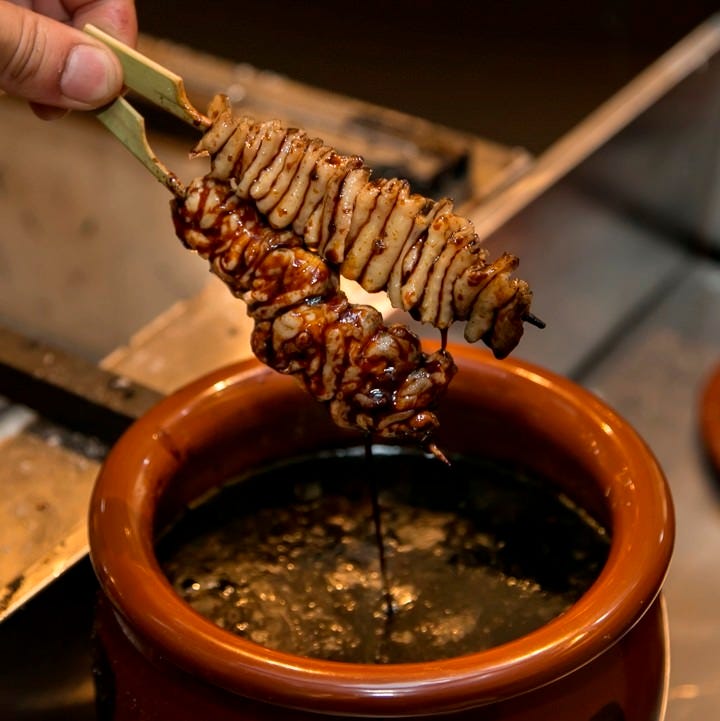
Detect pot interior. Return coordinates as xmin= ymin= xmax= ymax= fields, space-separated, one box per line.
xmin=156 ymin=439 xmax=611 ymax=663
xmin=147 ymin=348 xmax=620 ymax=665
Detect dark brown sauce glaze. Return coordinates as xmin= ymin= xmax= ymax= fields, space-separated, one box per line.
xmin=190 ymin=97 xmax=536 ymax=353
xmin=158 ymin=448 xmax=610 ymax=664
xmin=172 ymin=177 xmax=456 ymax=454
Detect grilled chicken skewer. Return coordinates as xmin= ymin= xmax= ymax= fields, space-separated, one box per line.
xmin=192 ymin=95 xmax=537 ymax=358
xmin=83 ymin=27 xmax=542 ymax=451
xmin=173 ymin=177 xmax=455 ymax=457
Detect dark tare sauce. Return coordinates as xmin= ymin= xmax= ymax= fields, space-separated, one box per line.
xmin=157 ymin=446 xmax=610 ymax=664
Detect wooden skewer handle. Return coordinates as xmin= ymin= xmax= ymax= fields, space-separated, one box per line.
xmin=94 ymin=96 xmax=187 ymax=196
xmin=83 ymin=24 xmax=210 ymax=130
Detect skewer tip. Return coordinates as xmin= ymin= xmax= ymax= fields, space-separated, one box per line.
xmin=427 ymin=442 xmax=451 ymax=466
xmin=523 ymin=312 xmax=546 ymax=329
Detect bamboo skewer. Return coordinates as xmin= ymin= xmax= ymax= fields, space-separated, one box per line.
xmin=83 ymin=24 xmax=211 ymax=196
xmin=93 ymin=97 xmax=187 ymax=195
xmin=84 ymin=24 xmax=210 ymax=130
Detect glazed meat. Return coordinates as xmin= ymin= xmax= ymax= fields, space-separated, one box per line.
xmin=170 ymin=96 xmax=542 ymax=452
xmin=191 ymin=95 xmax=535 ymax=359
xmin=172 ymin=177 xmax=456 ymax=454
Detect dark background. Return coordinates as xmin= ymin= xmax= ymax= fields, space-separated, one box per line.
xmin=136 ymin=1 xmax=718 ymax=153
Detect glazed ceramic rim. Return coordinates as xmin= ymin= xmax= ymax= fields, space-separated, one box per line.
xmin=89 ymin=345 xmax=674 ymax=716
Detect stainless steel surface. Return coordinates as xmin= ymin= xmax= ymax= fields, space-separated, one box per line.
xmin=573 ymin=56 xmax=720 ymax=252
xmin=0 ymin=326 xmax=163 ymax=621
xmin=1 ymin=13 xmax=719 ymax=720
xmin=454 ymin=180 xmax=690 ymax=376
xmin=583 ymin=261 xmax=720 ymax=719
xmin=0 ymin=325 xmax=164 ymax=432
xmin=99 ymin=278 xmax=256 ymax=394
xmin=0 ymin=431 xmax=98 ymax=620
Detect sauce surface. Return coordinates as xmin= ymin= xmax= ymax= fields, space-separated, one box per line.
xmin=158 ymin=447 xmax=609 ymax=664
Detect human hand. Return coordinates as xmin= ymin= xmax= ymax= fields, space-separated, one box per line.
xmin=0 ymin=0 xmax=137 ymax=119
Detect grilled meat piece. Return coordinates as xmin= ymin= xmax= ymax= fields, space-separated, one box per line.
xmin=172 ymin=177 xmax=456 ymax=450
xmin=191 ymin=94 xmax=535 ymax=359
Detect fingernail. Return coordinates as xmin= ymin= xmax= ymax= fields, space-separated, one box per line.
xmin=60 ymin=44 xmax=121 ymax=106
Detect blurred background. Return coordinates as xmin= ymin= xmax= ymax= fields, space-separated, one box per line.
xmin=136 ymin=0 xmax=718 ymax=153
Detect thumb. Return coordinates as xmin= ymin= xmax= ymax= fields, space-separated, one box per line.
xmin=0 ymin=2 xmax=123 ymax=110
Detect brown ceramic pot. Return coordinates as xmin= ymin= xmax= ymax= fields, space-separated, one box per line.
xmin=700 ymin=362 xmax=720 ymax=477
xmin=88 ymin=343 xmax=674 ymax=721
